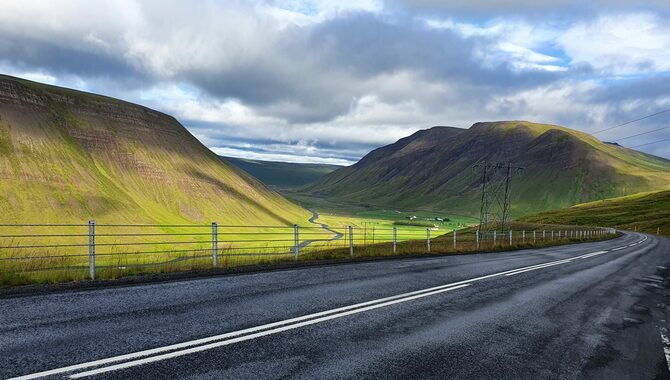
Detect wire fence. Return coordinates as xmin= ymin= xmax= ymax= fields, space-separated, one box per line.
xmin=0 ymin=221 xmax=616 ymax=285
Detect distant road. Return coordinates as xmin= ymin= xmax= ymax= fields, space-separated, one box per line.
xmin=298 ymin=209 xmax=343 ymax=249
xmin=2 ymin=232 xmax=669 ymax=379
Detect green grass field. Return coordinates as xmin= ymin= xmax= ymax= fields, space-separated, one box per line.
xmin=522 ymin=190 xmax=670 ymax=236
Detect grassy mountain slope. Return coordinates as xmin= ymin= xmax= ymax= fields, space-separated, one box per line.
xmin=223 ymin=156 xmax=342 ymax=189
xmin=522 ymin=190 xmax=670 ymax=236
xmin=0 ymin=75 xmax=310 ymax=225
xmin=306 ymin=121 xmax=670 ymax=217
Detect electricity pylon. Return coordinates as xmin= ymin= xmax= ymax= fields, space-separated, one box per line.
xmin=473 ymin=161 xmax=523 ymax=238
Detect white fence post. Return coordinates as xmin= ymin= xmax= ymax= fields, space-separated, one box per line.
xmin=393 ymin=226 xmax=397 ymax=253
xmin=533 ymin=230 xmax=536 ymax=243
xmin=522 ymin=230 xmax=525 ymax=243
xmin=509 ymin=230 xmax=512 ymax=245
xmin=426 ymin=228 xmax=431 ymax=252
xmin=212 ymin=222 xmax=218 ymax=267
xmin=294 ymin=224 xmax=299 ymax=260
xmin=88 ymin=220 xmax=95 ymax=280
xmin=453 ymin=228 xmax=456 ymax=249
xmin=493 ymin=230 xmax=497 ymax=245
xmin=543 ymin=230 xmax=546 ymax=240
xmin=349 ymin=225 xmax=353 ymax=256
xmin=476 ymin=230 xmax=480 ymax=249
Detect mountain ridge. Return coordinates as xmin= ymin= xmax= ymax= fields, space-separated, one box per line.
xmin=306 ymin=121 xmax=670 ymax=217
xmin=0 ymin=74 xmax=309 ymax=225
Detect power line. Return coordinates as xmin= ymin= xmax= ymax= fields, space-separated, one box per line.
xmin=592 ymin=107 xmax=670 ymax=135
xmin=629 ymin=137 xmax=670 ymax=149
xmin=614 ymin=125 xmax=670 ymax=142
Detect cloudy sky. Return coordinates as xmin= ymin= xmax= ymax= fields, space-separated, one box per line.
xmin=1 ymin=0 xmax=669 ymax=164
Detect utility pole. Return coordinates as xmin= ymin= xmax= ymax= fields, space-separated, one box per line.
xmin=473 ymin=160 xmax=523 ymax=242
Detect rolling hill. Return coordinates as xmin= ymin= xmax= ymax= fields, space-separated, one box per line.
xmin=223 ymin=156 xmax=342 ymax=189
xmin=305 ymin=121 xmax=670 ymax=217
xmin=522 ymin=190 xmax=670 ymax=236
xmin=0 ymin=75 xmax=310 ymax=225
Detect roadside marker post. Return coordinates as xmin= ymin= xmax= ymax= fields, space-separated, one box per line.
xmin=509 ymin=230 xmax=512 ymax=245
xmin=453 ymin=228 xmax=457 ymax=249
xmin=522 ymin=230 xmax=525 ymax=243
xmin=476 ymin=230 xmax=480 ymax=249
xmin=392 ymin=226 xmax=397 ymax=253
xmin=427 ymin=228 xmax=432 ymax=252
xmin=493 ymin=230 xmax=497 ymax=245
xmin=533 ymin=230 xmax=536 ymax=243
xmin=551 ymin=230 xmax=554 ymax=240
xmin=212 ymin=222 xmax=218 ymax=267
xmin=543 ymin=230 xmax=546 ymax=240
xmin=294 ymin=224 xmax=299 ymax=260
xmin=88 ymin=220 xmax=95 ymax=280
xmin=348 ymin=226 xmax=353 ymax=256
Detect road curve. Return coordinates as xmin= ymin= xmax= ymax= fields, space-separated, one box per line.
xmin=1 ymin=232 xmax=669 ymax=379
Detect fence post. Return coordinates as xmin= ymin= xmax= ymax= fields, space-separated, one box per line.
xmin=493 ymin=230 xmax=497 ymax=245
xmin=212 ymin=222 xmax=218 ymax=267
xmin=349 ymin=225 xmax=353 ymax=256
xmin=88 ymin=220 xmax=95 ymax=280
xmin=426 ymin=228 xmax=431 ymax=252
xmin=509 ymin=230 xmax=512 ymax=245
xmin=393 ymin=226 xmax=397 ymax=253
xmin=476 ymin=230 xmax=480 ymax=249
xmin=294 ymin=224 xmax=299 ymax=260
xmin=453 ymin=228 xmax=457 ymax=249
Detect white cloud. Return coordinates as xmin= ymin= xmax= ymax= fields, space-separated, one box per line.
xmin=558 ymin=13 xmax=670 ymax=75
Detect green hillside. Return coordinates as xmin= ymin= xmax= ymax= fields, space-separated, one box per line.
xmin=522 ymin=190 xmax=670 ymax=236
xmin=0 ymin=75 xmax=310 ymax=225
xmin=223 ymin=156 xmax=342 ymax=189
xmin=305 ymin=121 xmax=670 ymax=217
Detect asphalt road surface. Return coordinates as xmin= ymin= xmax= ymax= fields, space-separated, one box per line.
xmin=2 ymin=232 xmax=669 ymax=379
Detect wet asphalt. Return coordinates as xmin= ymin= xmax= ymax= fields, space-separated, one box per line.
xmin=1 ymin=232 xmax=669 ymax=379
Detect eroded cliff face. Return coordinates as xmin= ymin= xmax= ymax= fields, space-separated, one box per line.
xmin=0 ymin=75 xmax=308 ymax=225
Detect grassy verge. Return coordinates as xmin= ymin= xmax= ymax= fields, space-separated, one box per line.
xmin=523 ymin=190 xmax=670 ymax=237
xmin=0 ymin=222 xmax=615 ymax=287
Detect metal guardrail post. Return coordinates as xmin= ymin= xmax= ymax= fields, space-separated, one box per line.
xmin=294 ymin=224 xmax=299 ymax=260
xmin=212 ymin=222 xmax=218 ymax=267
xmin=349 ymin=225 xmax=353 ymax=256
xmin=453 ymin=228 xmax=456 ymax=249
xmin=88 ymin=220 xmax=95 ymax=280
xmin=426 ymin=228 xmax=431 ymax=252
xmin=476 ymin=230 xmax=480 ymax=249
xmin=392 ymin=226 xmax=397 ymax=253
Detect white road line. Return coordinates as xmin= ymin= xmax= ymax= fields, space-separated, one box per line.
xmin=11 ymin=238 xmax=644 ymax=380
xmin=504 ymin=259 xmax=574 ymax=276
xmin=611 ymin=247 xmax=626 ymax=251
xmin=578 ymin=250 xmax=608 ymax=259
xmin=69 ymin=284 xmax=471 ymax=378
xmin=660 ymin=327 xmax=670 ymax=372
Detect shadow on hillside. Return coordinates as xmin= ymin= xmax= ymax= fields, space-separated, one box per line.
xmin=186 ymin=167 xmax=293 ymax=225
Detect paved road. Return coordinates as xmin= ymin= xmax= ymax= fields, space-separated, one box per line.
xmin=298 ymin=209 xmax=343 ymax=249
xmin=2 ymin=232 xmax=669 ymax=379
